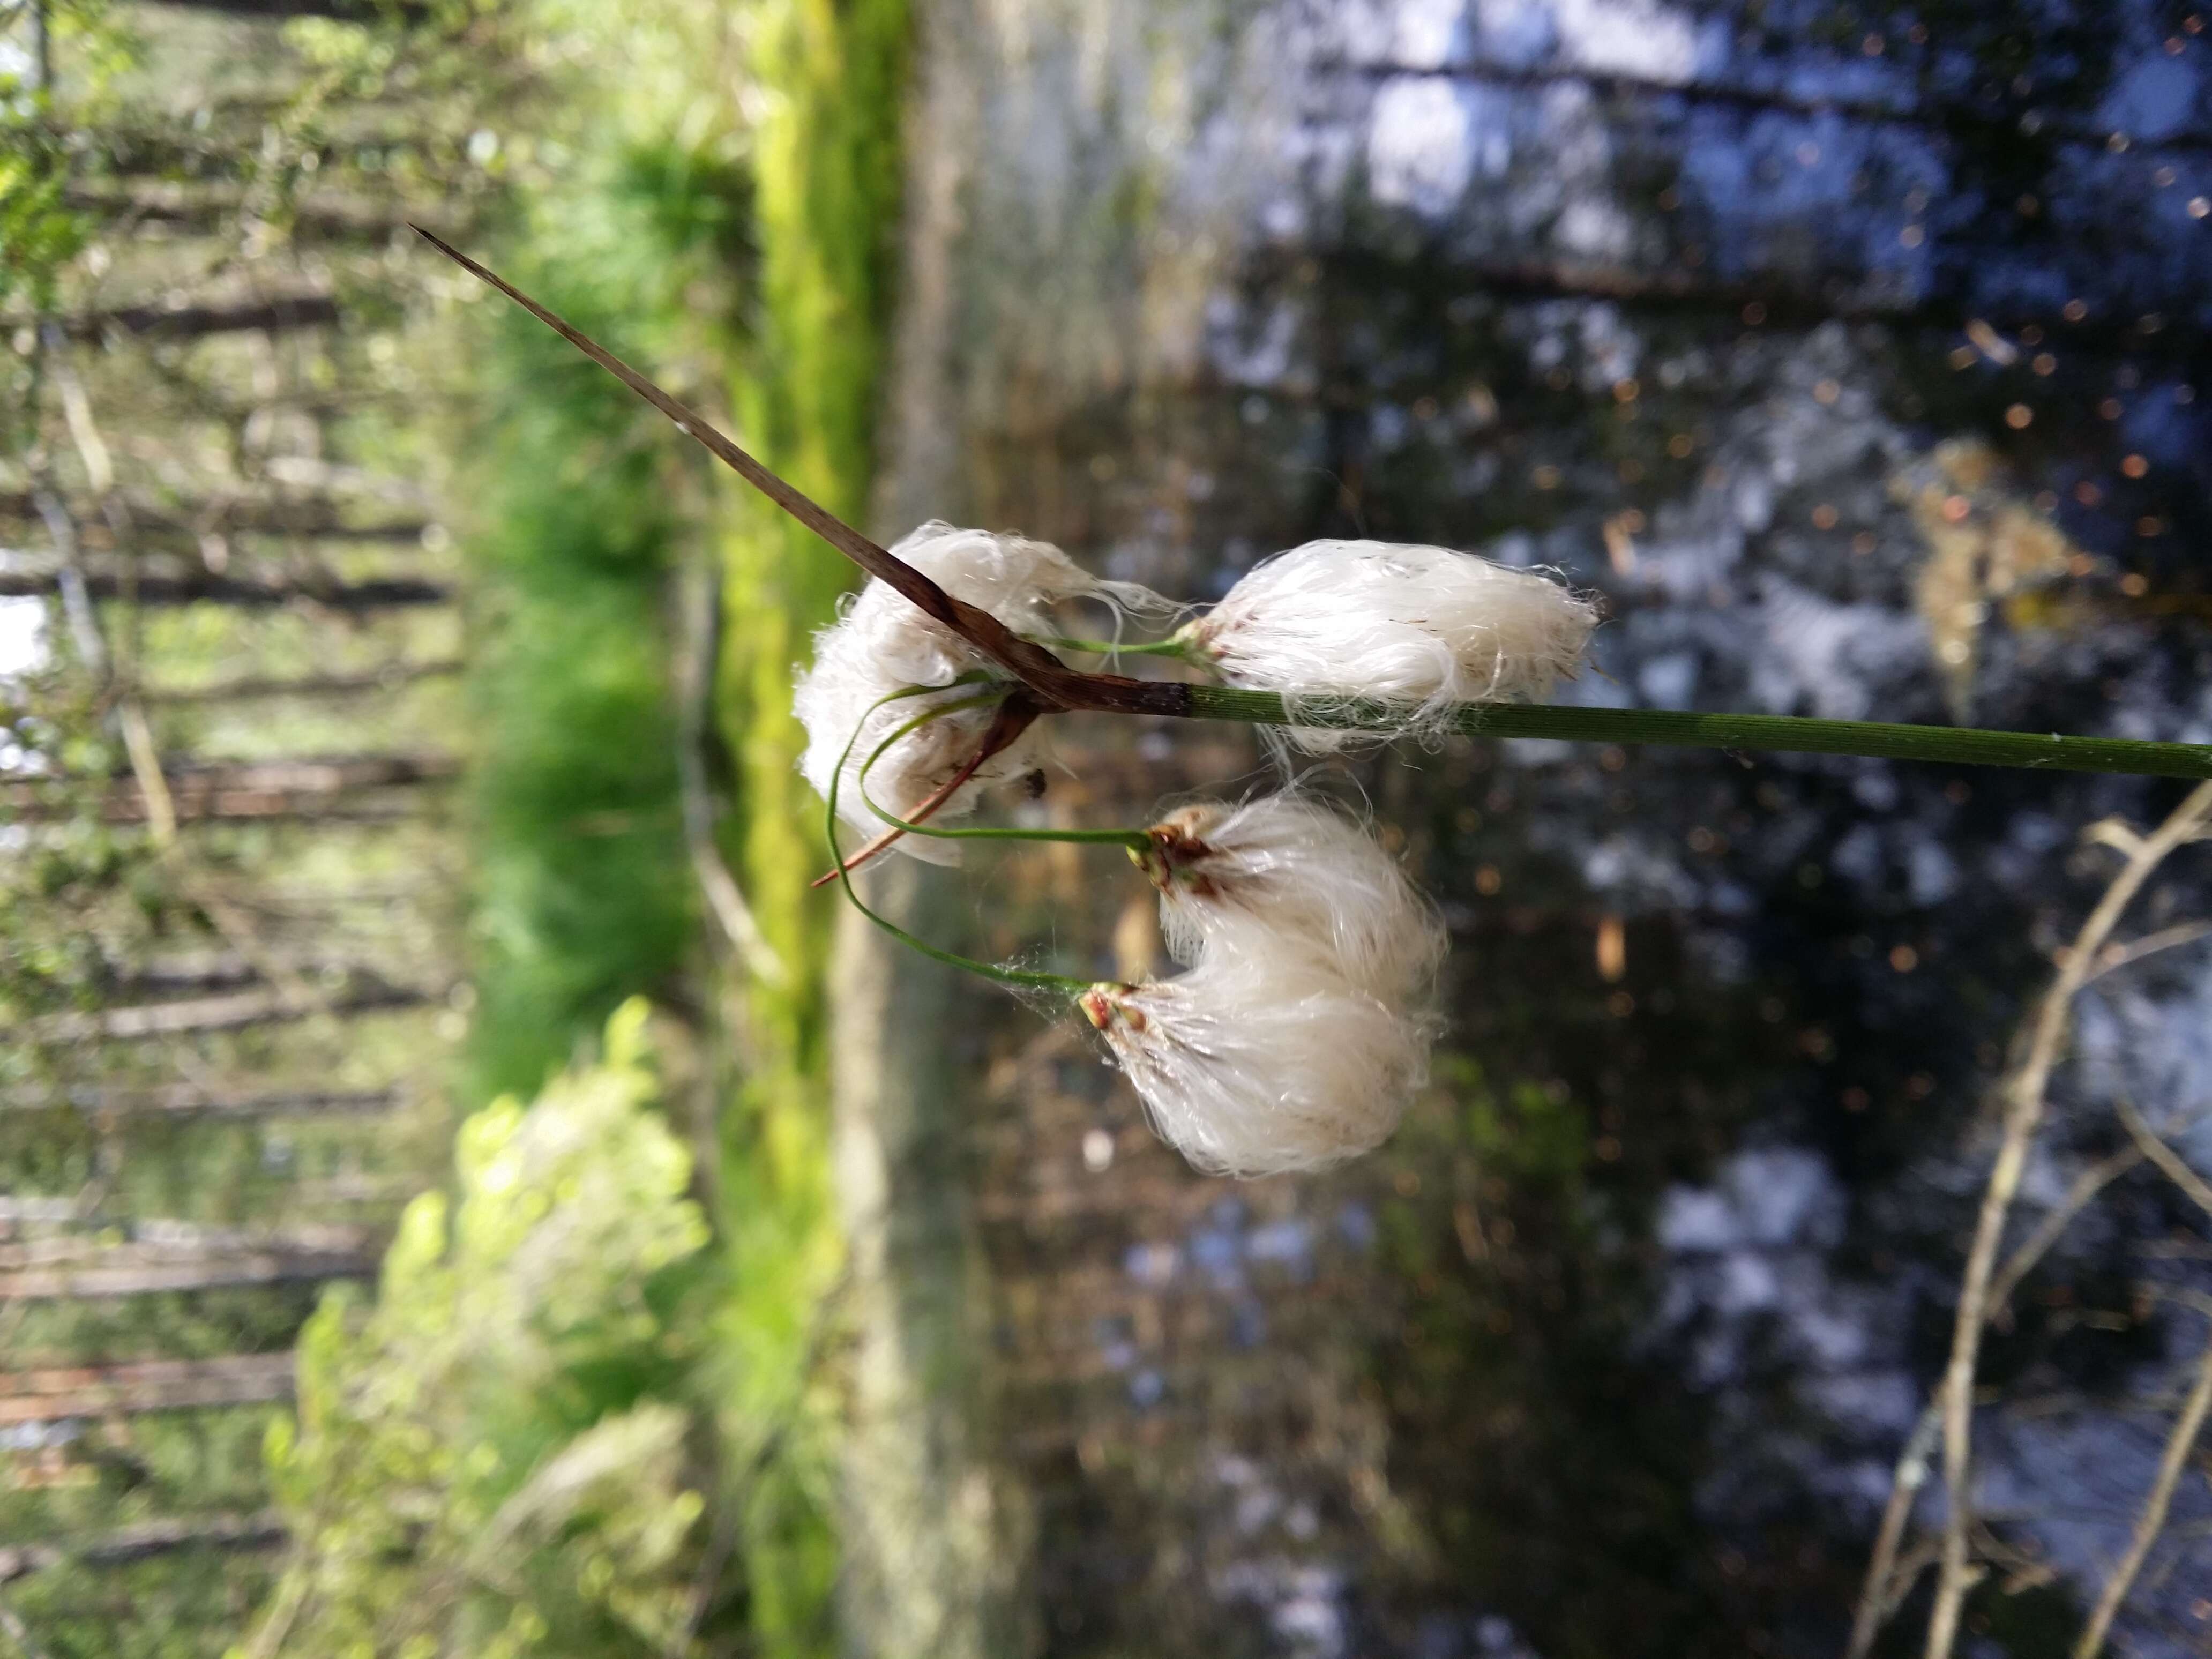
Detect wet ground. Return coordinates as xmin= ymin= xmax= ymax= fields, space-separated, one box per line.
xmin=851 ymin=2 xmax=2212 ymax=1654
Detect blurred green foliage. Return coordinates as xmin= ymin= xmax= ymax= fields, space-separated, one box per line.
xmin=253 ymin=999 xmax=721 ymax=1658
xmin=457 ymin=147 xmax=751 ymax=1101
xmin=0 ymin=1 xmax=134 ymax=311
xmin=452 ymin=3 xmax=909 ymax=1650
xmin=707 ymin=4 xmax=909 ymax=1650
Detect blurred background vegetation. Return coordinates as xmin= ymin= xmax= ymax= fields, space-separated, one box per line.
xmin=0 ymin=2 xmax=898 ymax=1651
xmin=5 ymin=3 xmax=2212 ymax=1658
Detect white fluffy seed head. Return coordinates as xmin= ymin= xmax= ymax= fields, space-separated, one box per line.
xmin=1138 ymin=793 xmax=1446 ymax=1002
xmin=1079 ymin=952 xmax=1436 ymax=1177
xmin=794 ymin=522 xmax=1163 ymax=862
xmin=1189 ymin=539 xmax=1600 ymax=751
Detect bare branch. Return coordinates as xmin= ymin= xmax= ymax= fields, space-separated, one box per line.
xmin=1923 ymin=783 xmax=2212 ymax=1659
xmin=2070 ymin=1325 xmax=2212 ymax=1658
xmin=2115 ymin=1100 xmax=2212 ymax=1222
xmin=8 ymin=978 xmax=431 ymax=1043
xmin=2086 ymin=821 xmax=2150 ymax=860
xmin=15 ymin=289 xmax=341 ymax=344
xmin=0 ymin=1085 xmax=398 ymax=1119
xmin=141 ymin=660 xmax=461 ymax=704
xmin=2084 ymin=922 xmax=2212 ymax=984
xmin=0 ymin=490 xmax=433 ymax=546
xmin=1848 ymin=1140 xmax=2147 ymax=1659
xmin=1987 ymin=1148 xmax=2150 ymax=1314
xmin=0 ymin=751 xmax=460 ymax=824
xmin=0 ymin=554 xmax=451 ymax=609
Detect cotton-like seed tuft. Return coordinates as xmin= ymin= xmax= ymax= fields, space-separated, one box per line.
xmin=794 ymin=521 xmax=1163 ymax=862
xmin=1080 ymin=950 xmax=1436 ymax=1177
xmin=1139 ymin=793 xmax=1445 ymax=1002
xmin=1187 ymin=539 xmax=1598 ymax=751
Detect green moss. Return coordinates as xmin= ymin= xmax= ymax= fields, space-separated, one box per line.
xmin=707 ymin=2 xmax=911 ymax=1651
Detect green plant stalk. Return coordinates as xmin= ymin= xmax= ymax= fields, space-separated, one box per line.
xmin=826 ymin=689 xmax=1090 ymax=996
xmin=1179 ymin=685 xmax=2212 ymax=779
xmin=851 ymin=707 xmax=1150 ymax=854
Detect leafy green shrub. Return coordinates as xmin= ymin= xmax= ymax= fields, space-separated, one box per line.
xmin=252 ymin=1000 xmax=716 ymax=1658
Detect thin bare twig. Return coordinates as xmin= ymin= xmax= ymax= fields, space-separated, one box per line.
xmin=1987 ymin=1146 xmax=2153 ymax=1316
xmin=1850 ymin=1406 xmax=1945 ymax=1657
xmin=2083 ymin=922 xmax=2212 ymax=984
xmin=1846 ymin=1141 xmax=2148 ymax=1659
xmin=27 ymin=488 xmax=106 ymax=676
xmin=38 ymin=335 xmax=333 ymax=1021
xmin=1922 ymin=783 xmax=2212 ymax=1659
xmin=2114 ymin=1100 xmax=2212 ymax=1221
xmin=2069 ymin=1325 xmax=2212 ymax=1658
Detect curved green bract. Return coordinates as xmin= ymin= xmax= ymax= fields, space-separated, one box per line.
xmin=851 ymin=715 xmax=1151 ymax=853
xmin=823 ymin=685 xmax=1090 ymax=997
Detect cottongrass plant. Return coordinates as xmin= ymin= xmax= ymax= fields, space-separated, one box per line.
xmin=795 ymin=520 xmax=1164 ymax=862
xmin=420 ymin=229 xmax=2212 ymax=1179
xmin=1138 ymin=793 xmax=1447 ymax=1002
xmin=819 ymin=672 xmax=1448 ymax=1174
xmin=1182 ymin=539 xmax=1600 ymax=750
xmin=1079 ymin=951 xmax=1437 ymax=1177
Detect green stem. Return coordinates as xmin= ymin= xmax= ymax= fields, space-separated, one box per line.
xmin=825 ymin=686 xmax=1090 ymax=997
xmin=1179 ymin=685 xmax=2212 ymax=780
xmin=854 ymin=726 xmax=1149 ymax=852
xmin=1026 ymin=634 xmax=1192 ymax=660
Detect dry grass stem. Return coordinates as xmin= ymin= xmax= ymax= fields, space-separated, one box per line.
xmin=2068 ymin=1326 xmax=2212 ymax=1658
xmin=1846 ymin=1143 xmax=2146 ymax=1659
xmin=2114 ymin=1100 xmax=2212 ymax=1221
xmin=1922 ymin=782 xmax=2212 ymax=1659
xmin=2082 ymin=921 xmax=2212 ymax=983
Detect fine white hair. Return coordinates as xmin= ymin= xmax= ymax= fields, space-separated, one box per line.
xmin=1141 ymin=793 xmax=1445 ymax=1003
xmin=794 ymin=521 xmax=1161 ymax=863
xmin=1080 ymin=950 xmax=1436 ymax=1177
xmin=1189 ymin=539 xmax=1599 ymax=751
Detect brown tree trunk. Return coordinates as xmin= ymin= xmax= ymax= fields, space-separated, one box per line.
xmin=149 ymin=0 xmax=426 ymax=20
xmin=62 ymin=182 xmax=457 ymax=243
xmin=143 ymin=660 xmax=462 ymax=703
xmin=0 ymin=489 xmax=432 ymax=545
xmin=0 ymin=1085 xmax=400 ymax=1119
xmin=0 ymin=1248 xmax=376 ymax=1301
xmin=0 ymin=558 xmax=449 ymax=608
xmin=99 ymin=951 xmax=399 ymax=998
xmin=28 ymin=289 xmax=340 ymax=343
xmin=0 ymin=1353 xmax=295 ymax=1424
xmin=13 ymin=977 xmax=433 ymax=1042
xmin=0 ymin=1512 xmax=288 ymax=1586
xmin=0 ymin=751 xmax=460 ymax=824
xmin=0 ymin=1222 xmax=371 ymax=1271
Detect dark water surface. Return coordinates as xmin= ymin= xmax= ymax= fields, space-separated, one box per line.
xmin=854 ymin=3 xmax=2212 ymax=1654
